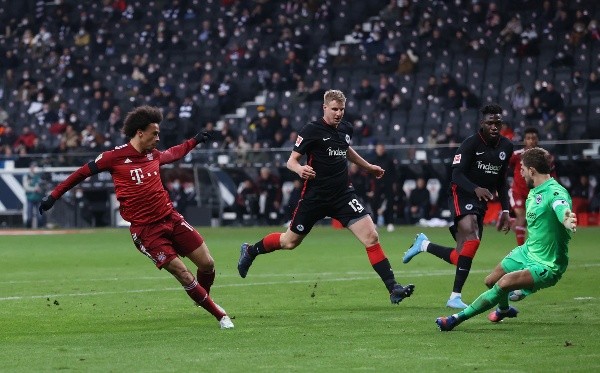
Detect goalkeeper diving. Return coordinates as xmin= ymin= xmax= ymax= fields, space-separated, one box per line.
xmin=436 ymin=147 xmax=577 ymax=331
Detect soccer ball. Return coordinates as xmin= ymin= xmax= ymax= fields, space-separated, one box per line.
xmin=508 ymin=289 xmax=526 ymax=301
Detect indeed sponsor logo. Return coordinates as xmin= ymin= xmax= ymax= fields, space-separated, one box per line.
xmin=477 ymin=161 xmax=501 ymax=173
xmin=328 ymin=147 xmax=347 ymax=157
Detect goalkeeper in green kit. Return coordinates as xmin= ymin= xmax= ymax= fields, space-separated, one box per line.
xmin=436 ymin=147 xmax=577 ymax=331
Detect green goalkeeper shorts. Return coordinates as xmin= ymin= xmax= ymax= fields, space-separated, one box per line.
xmin=500 ymin=246 xmax=562 ymax=296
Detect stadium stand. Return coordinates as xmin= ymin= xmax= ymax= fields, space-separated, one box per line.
xmin=0 ymin=0 xmax=599 ymax=227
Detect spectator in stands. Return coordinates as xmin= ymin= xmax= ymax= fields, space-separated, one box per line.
xmin=235 ymin=134 xmax=252 ymax=163
xmin=391 ymin=92 xmax=411 ymax=111
xmin=548 ymin=47 xmax=575 ymax=69
xmin=281 ymin=50 xmax=305 ymax=86
xmin=160 ymin=108 xmax=179 ymax=150
xmin=248 ymin=142 xmax=270 ymax=164
xmin=354 ymin=78 xmax=376 ymax=100
xmin=369 ymin=143 xmax=397 ymax=231
xmin=22 ymin=162 xmax=46 ymax=229
xmin=62 ymin=124 xmax=81 ymax=151
xmin=373 ymin=52 xmax=396 ymax=75
xmin=437 ymin=124 xmax=458 ymax=145
xmin=588 ymin=20 xmax=600 ymax=42
xmin=256 ymin=167 xmax=282 ymax=225
xmin=444 ymin=89 xmax=462 ymax=110
xmin=423 ymin=75 xmax=440 ymax=100
xmin=255 ymin=116 xmax=276 ymax=147
xmin=278 ymin=116 xmax=293 ymax=141
xmin=516 ymin=23 xmax=540 ymax=57
xmin=80 ymin=124 xmax=103 ymax=150
xmin=466 ymin=38 xmax=491 ymax=60
xmin=500 ymin=15 xmax=523 ymax=45
xmin=235 ymin=179 xmax=260 ymax=224
xmin=266 ymin=71 xmax=290 ymax=92
xmin=0 ymin=124 xmax=15 ymax=148
xmin=568 ymin=10 xmax=589 ymax=47
xmin=305 ymin=80 xmax=326 ymax=102
xmin=438 ymin=73 xmax=459 ymax=98
xmin=427 ymin=129 xmax=439 ymax=147
xmin=524 ymin=96 xmax=544 ymax=121
xmin=586 ymin=71 xmax=600 ymax=92
xmin=178 ymin=96 xmax=200 ymax=138
xmin=397 ymin=50 xmax=418 ymax=75
xmin=459 ymin=88 xmax=481 ymax=111
xmin=539 ymin=82 xmax=564 ymax=121
xmin=505 ymin=83 xmax=530 ymax=111
xmin=332 ymin=44 xmax=356 ymax=69
xmin=404 ymin=177 xmax=431 ymax=225
xmin=449 ymin=29 xmax=470 ymax=54
xmin=544 ymin=111 xmax=569 ymax=142
xmin=571 ymin=174 xmax=595 ymax=213
xmin=13 ymin=126 xmax=37 ymax=151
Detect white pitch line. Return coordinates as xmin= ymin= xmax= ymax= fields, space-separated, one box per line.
xmin=0 ymin=263 xmax=598 ymax=302
xmin=0 ymin=268 xmax=473 ymax=285
xmin=0 ymin=269 xmax=486 ymax=301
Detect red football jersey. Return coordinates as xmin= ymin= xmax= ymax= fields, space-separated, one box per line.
xmin=509 ymin=148 xmax=528 ymax=197
xmin=51 ymin=139 xmax=197 ymax=225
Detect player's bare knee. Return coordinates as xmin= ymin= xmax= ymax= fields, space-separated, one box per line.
xmin=363 ymin=229 xmax=379 ymax=247
xmin=198 ymin=257 xmax=215 ymax=272
xmin=281 ymin=239 xmax=300 ymax=250
xmin=484 ymin=275 xmax=495 ymax=288
xmin=167 ymin=266 xmax=194 ymax=284
xmin=495 ymin=275 xmax=511 ymax=291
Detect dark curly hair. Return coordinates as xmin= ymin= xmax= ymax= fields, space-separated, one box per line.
xmin=480 ymin=103 xmax=502 ymax=116
xmin=122 ymin=106 xmax=163 ymax=138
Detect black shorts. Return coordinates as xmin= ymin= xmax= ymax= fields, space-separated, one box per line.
xmin=289 ymin=189 xmax=370 ymax=235
xmin=448 ymin=184 xmax=486 ymax=240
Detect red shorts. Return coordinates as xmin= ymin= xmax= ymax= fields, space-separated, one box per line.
xmin=510 ymin=188 xmax=528 ymax=210
xmin=129 ymin=211 xmax=204 ymax=268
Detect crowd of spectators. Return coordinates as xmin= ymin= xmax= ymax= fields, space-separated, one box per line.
xmin=0 ymin=0 xmax=598 ymax=169
xmin=1 ymin=0 xmax=600 ymax=224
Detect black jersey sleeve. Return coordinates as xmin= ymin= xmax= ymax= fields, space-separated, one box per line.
xmin=450 ymin=136 xmax=479 ymax=193
xmin=294 ymin=123 xmax=317 ymax=155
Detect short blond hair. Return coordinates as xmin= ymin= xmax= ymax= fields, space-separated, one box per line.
xmin=324 ymin=90 xmax=346 ymax=105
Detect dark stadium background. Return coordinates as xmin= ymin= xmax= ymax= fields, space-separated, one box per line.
xmin=0 ymin=0 xmax=598 ymax=228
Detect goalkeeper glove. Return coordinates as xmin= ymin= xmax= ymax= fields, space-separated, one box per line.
xmin=39 ymin=195 xmax=56 ymax=215
xmin=193 ymin=131 xmax=211 ymax=144
xmin=562 ymin=208 xmax=577 ymax=232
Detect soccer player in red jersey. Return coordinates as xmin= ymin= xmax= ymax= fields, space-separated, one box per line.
xmin=508 ymin=127 xmax=554 ymax=245
xmin=39 ymin=106 xmax=233 ymax=329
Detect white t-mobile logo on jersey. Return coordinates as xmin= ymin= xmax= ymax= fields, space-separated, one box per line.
xmin=130 ymin=168 xmax=145 ymax=184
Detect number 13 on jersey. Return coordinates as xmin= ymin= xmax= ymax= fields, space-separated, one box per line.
xmin=348 ymin=199 xmax=365 ymax=213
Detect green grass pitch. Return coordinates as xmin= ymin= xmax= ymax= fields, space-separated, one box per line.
xmin=1 ymin=225 xmax=598 ymax=372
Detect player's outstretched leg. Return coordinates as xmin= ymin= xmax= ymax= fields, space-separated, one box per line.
xmin=216 ymin=304 xmax=234 ymax=329
xmin=436 ymin=315 xmax=461 ymax=331
xmin=237 ymin=243 xmax=255 ymax=278
xmin=403 ymin=233 xmax=428 ymax=263
xmin=390 ymin=283 xmax=415 ymax=304
xmin=487 ymin=305 xmax=519 ymax=323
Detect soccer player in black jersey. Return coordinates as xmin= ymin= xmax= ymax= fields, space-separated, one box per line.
xmin=238 ymin=90 xmax=415 ymax=305
xmin=403 ymin=104 xmax=514 ymax=309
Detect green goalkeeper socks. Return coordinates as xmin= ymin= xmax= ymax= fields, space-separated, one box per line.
xmin=457 ymin=284 xmax=508 ymax=320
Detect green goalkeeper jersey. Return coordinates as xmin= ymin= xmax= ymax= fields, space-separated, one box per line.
xmin=523 ymin=178 xmax=572 ymax=275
